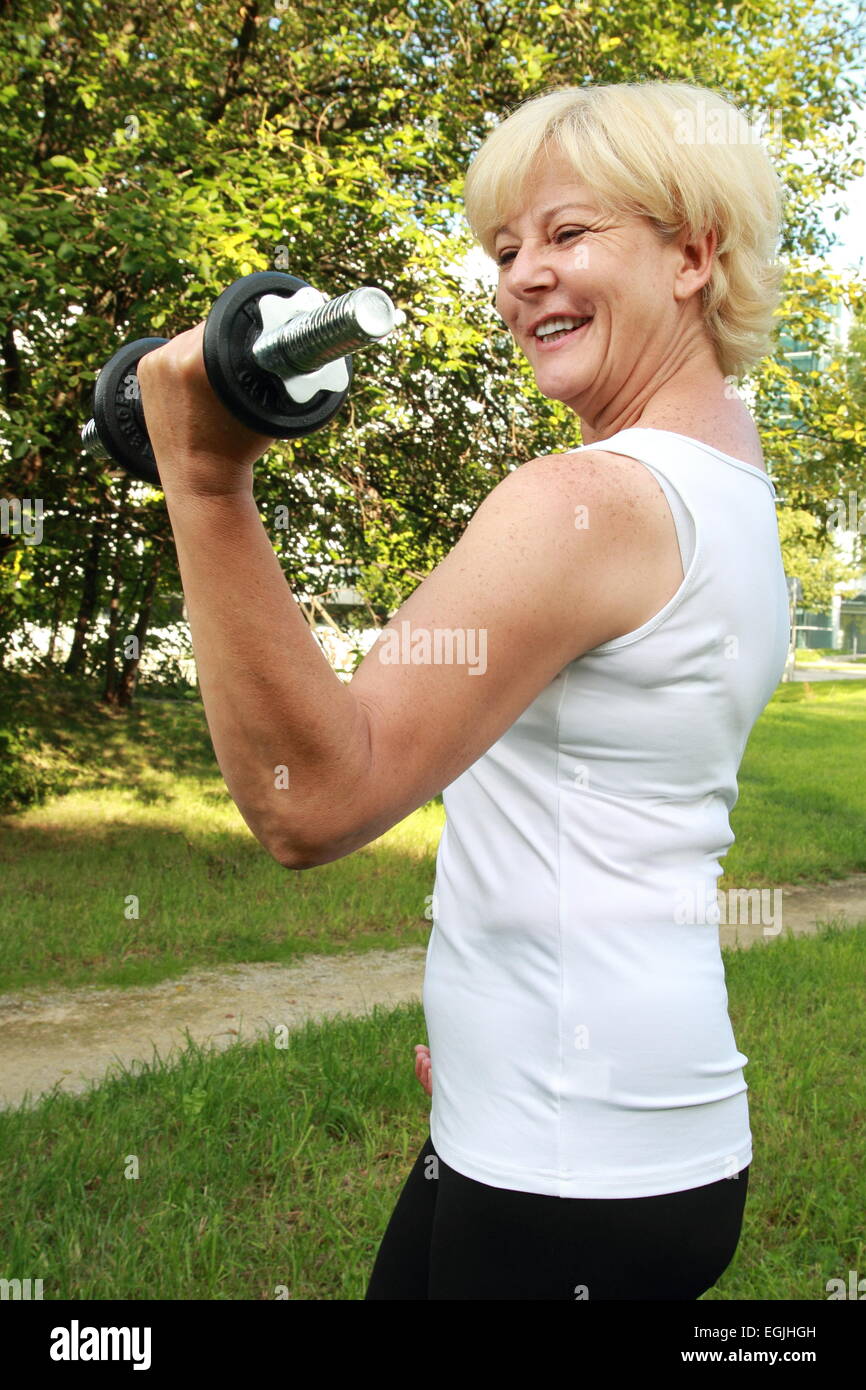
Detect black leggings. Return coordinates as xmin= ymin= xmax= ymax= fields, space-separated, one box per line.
xmin=365 ymin=1131 xmax=749 ymax=1300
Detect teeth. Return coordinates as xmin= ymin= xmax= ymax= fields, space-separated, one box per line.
xmin=535 ymin=316 xmax=589 ymax=338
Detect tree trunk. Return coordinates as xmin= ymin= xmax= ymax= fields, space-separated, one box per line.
xmin=101 ymin=558 xmax=122 ymax=705
xmin=117 ymin=548 xmax=162 ymax=708
xmin=101 ymin=481 xmax=129 ymax=704
xmin=64 ymin=516 xmax=105 ymax=675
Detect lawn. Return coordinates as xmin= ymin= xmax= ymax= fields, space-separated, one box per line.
xmin=0 ymin=668 xmax=863 ymax=1301
xmin=0 ymin=920 xmax=863 ymax=1300
xmin=1 ymin=671 xmax=865 ymax=992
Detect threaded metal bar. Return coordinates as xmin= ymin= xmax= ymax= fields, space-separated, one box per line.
xmin=251 ymin=286 xmax=395 ymax=376
xmin=80 ymin=418 xmax=111 ymax=458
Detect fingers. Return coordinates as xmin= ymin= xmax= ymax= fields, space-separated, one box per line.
xmin=413 ymin=1044 xmax=432 ymax=1097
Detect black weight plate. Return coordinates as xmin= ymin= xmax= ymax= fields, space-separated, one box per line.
xmin=92 ymin=337 xmax=168 ymax=486
xmin=202 ymin=271 xmax=354 ymax=438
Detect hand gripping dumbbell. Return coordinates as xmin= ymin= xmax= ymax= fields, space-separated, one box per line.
xmin=80 ymin=271 xmax=397 ymax=487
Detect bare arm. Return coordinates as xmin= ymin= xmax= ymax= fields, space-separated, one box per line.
xmin=159 ymin=486 xmax=373 ymax=866
xmin=136 ymin=320 xmax=670 ymax=869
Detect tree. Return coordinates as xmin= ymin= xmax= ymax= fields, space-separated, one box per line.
xmin=1 ymin=0 xmax=864 ymax=701
xmin=776 ymin=506 xmax=862 ymax=611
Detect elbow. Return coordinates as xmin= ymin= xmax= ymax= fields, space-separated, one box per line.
xmin=250 ymin=813 xmax=322 ymax=871
xmin=259 ymin=818 xmax=322 ymax=870
xmin=266 ymin=706 xmax=378 ymax=872
xmin=273 ymin=834 xmax=361 ymax=871
xmin=271 ymin=838 xmax=322 ymax=871
xmin=270 ymin=821 xmax=374 ymax=870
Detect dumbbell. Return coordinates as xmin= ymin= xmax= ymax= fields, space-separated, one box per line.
xmin=80 ymin=271 xmax=397 ymax=487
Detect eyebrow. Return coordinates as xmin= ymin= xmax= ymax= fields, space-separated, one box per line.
xmin=494 ymin=202 xmax=597 ymax=239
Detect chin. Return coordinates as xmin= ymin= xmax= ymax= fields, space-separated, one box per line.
xmin=535 ymin=380 xmax=583 ymax=405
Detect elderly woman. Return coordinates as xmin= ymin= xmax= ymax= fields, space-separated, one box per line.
xmin=137 ymin=78 xmax=790 ymax=1301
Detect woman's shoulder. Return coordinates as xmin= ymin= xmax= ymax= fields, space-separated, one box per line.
xmin=509 ymin=450 xmax=686 ymax=585
xmin=522 ymin=446 xmax=681 ymax=512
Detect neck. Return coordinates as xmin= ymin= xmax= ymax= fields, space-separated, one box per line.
xmin=576 ymin=338 xmax=734 ymax=446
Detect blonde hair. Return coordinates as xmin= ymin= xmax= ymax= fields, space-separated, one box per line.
xmin=462 ymin=81 xmax=789 ymax=379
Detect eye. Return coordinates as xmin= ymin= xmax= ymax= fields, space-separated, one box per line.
xmin=495 ymin=227 xmax=588 ymax=267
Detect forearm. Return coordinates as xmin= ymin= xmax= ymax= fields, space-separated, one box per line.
xmin=161 ymin=480 xmax=372 ymax=865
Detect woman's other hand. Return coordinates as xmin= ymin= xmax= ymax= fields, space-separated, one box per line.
xmin=414 ymin=1044 xmax=432 ymax=1097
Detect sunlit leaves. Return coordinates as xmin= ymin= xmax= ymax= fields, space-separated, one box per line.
xmin=0 ymin=0 xmax=864 ymax=676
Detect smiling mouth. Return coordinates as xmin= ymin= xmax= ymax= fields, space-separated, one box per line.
xmin=534 ymin=318 xmax=593 ymax=348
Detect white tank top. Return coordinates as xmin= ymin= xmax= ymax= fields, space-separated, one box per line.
xmin=423 ymin=427 xmax=790 ymax=1198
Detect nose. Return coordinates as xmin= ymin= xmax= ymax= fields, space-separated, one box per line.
xmin=496 ymin=242 xmax=559 ymax=333
xmin=504 ymin=241 xmax=557 ymax=297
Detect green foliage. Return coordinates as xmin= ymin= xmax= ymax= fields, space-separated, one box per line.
xmin=0 ymin=664 xmax=218 ymax=821
xmin=0 ymin=0 xmax=864 ymax=680
xmin=0 ymin=723 xmax=60 ymax=812
xmin=777 ymin=507 xmax=863 ymax=609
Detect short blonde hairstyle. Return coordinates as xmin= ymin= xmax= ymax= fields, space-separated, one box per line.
xmin=462 ymin=81 xmax=789 ymax=379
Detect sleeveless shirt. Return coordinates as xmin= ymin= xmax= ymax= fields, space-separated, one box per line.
xmin=422 ymin=426 xmax=790 ymax=1198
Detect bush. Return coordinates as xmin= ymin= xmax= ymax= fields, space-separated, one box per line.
xmin=138 ymin=654 xmax=198 ymax=701
xmin=0 ymin=724 xmax=58 ymax=812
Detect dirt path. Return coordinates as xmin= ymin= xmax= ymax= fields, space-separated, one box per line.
xmin=2 ymin=875 xmax=865 ymax=1113
xmin=0 ymin=949 xmax=429 ymax=1113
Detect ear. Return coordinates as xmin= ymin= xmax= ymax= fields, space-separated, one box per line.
xmin=673 ymin=223 xmax=717 ymax=301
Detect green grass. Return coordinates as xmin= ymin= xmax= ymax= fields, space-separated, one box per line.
xmin=725 ymin=679 xmax=866 ymax=886
xmin=0 ymin=921 xmax=862 ymax=1300
xmin=0 ymin=669 xmax=439 ymax=991
xmin=794 ymin=647 xmax=866 ymax=665
xmin=0 ymin=784 xmax=440 ymax=991
xmin=1 ymin=668 xmax=864 ymax=1301
xmin=794 ymin=648 xmax=833 ymax=665
xmin=1 ymin=672 xmax=866 ymax=991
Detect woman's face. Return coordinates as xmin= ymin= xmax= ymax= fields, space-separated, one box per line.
xmin=493 ymin=153 xmax=715 ymax=425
